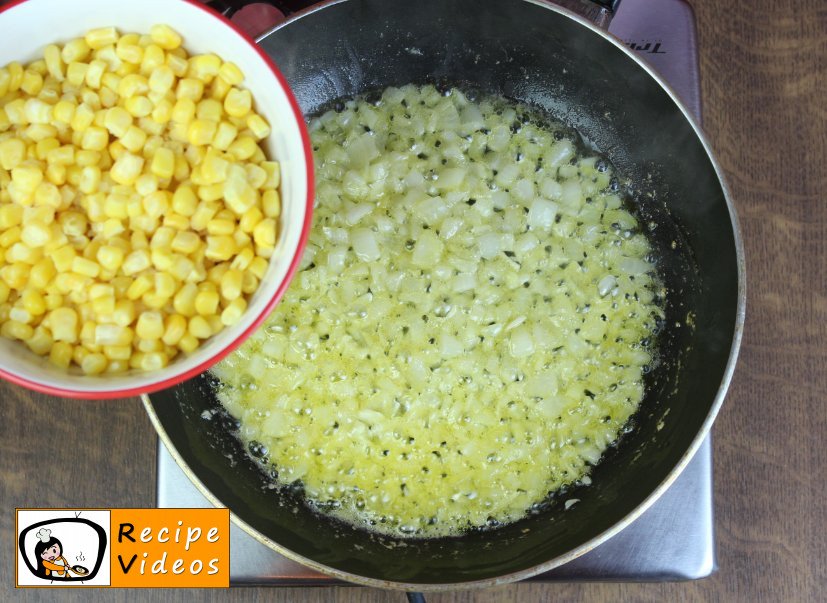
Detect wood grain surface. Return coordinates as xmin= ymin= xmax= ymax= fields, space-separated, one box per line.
xmin=2 ymin=0 xmax=825 ymax=601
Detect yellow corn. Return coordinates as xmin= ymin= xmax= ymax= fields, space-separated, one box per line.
xmin=119 ymin=125 xmax=147 ymax=153
xmin=247 ymin=113 xmax=271 ymax=140
xmin=194 ymin=289 xmax=219 ymax=316
xmin=0 ymin=24 xmax=278 ymax=372
xmin=125 ymin=95 xmax=152 ymax=117
xmin=20 ymin=70 xmax=44 ymax=96
xmin=86 ymin=27 xmax=119 ymax=50
xmin=170 ymin=97 xmax=195 ymax=124
xmin=136 ymin=310 xmax=164 ymax=340
xmin=176 ymin=77 xmax=204 ymax=102
xmin=150 ymin=24 xmax=182 ymax=50
xmin=224 ymin=87 xmax=251 ymax=118
xmin=187 ymin=315 xmax=212 ymax=339
xmin=84 ymin=60 xmax=106 ymax=88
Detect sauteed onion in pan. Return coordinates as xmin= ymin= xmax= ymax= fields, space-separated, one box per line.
xmin=213 ymin=84 xmax=663 ymax=537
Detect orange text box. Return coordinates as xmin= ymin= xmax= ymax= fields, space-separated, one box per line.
xmin=109 ymin=508 xmax=229 ymax=588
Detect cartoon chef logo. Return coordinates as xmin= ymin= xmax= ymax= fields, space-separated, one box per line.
xmin=16 ymin=510 xmax=110 ymax=587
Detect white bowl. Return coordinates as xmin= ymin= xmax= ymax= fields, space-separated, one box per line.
xmin=0 ymin=0 xmax=313 ymax=398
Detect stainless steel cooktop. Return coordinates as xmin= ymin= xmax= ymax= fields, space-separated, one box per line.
xmin=157 ymin=0 xmax=716 ymax=583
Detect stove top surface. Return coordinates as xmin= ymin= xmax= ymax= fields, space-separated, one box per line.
xmin=157 ymin=0 xmax=714 ymax=584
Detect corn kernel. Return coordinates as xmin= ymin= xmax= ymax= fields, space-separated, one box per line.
xmin=119 ymin=125 xmax=147 ymax=153
xmin=0 ymin=226 xmax=22 ymax=250
xmin=110 ymin=299 xmax=135 ymax=327
xmin=109 ymin=151 xmax=144 ymax=185
xmin=261 ymin=188 xmax=281 ymax=218
xmin=46 ymin=144 xmax=74 ymax=166
xmin=84 ymin=60 xmax=106 ymax=89
xmin=20 ymin=69 xmax=44 ymax=96
xmin=93 ymin=323 xmax=130 ymax=346
xmin=249 ymin=256 xmax=268 ymax=280
xmin=247 ymin=113 xmax=271 ymax=140
xmin=217 ymin=61 xmax=244 ymax=86
xmin=48 ymin=341 xmax=73 ymax=368
xmin=80 ymin=125 xmax=108 ymax=151
xmin=193 ymin=97 xmax=220 ymax=120
xmin=79 ymin=352 xmax=106 ymax=374
xmin=43 ymin=44 xmax=65 ymax=81
xmin=227 ymin=135 xmax=257 ymax=161
xmin=0 ymin=68 xmax=9 ymax=97
xmin=173 ymin=282 xmax=198 ymax=316
xmin=173 ymin=332 xmax=196 ymax=353
xmin=2 ymin=319 xmax=34 ymax=340
xmin=125 ymin=95 xmax=152 ymax=117
xmin=224 ymin=169 xmax=256 ymax=215
xmin=116 ymin=43 xmax=143 ymax=65
xmin=0 ymin=204 xmax=23 ymax=228
xmin=62 ymin=38 xmax=91 ymax=63
xmin=209 ymin=75 xmax=231 ymax=101
xmin=156 ymin=314 xmax=187 ymax=346
xmin=187 ymin=118 xmax=216 ymax=147
xmin=224 ymin=87 xmax=251 ymax=118
xmin=216 ymin=268 xmax=243 ymax=300
xmin=7 ymin=61 xmax=23 ymax=92
xmin=152 ymin=271 xmax=175 ymax=298
xmin=122 ymin=248 xmax=151 ymax=276
xmin=193 ymin=288 xmax=219 ymax=316
xmin=23 ymin=97 xmax=52 ymax=124
xmin=26 ymin=327 xmax=54 ymax=355
xmin=86 ymin=27 xmax=119 ymax=50
xmin=140 ymin=351 xmax=168 ymax=370
xmin=170 ymin=97 xmax=195 ymax=124
xmin=140 ymin=43 xmax=165 ymax=73
xmin=75 ymin=149 xmax=101 ymax=167
xmin=206 ymin=218 xmax=234 ymax=236
xmin=135 ymin=310 xmax=164 ymax=340
xmin=50 ymin=245 xmax=76 ymax=272
xmin=29 ymin=257 xmax=56 ymax=289
xmin=69 ymin=256 xmax=100 ymax=278
xmin=166 ymin=230 xmax=198 ymax=254
xmin=204 ymin=235 xmax=236 ymax=262
xmin=164 ymin=184 xmax=195 ymax=217
xmin=65 ymin=61 xmax=89 ymax=87
xmin=146 ymin=98 xmax=172 ymax=125
xmin=188 ymin=315 xmax=211 ymax=339
xmin=0 ymin=138 xmax=26 ymax=170
xmin=166 ymin=52 xmax=188 ymax=78
xmin=230 ymin=247 xmax=254 ymax=272
xmin=104 ymin=106 xmax=132 ymax=138
xmin=94 ymin=245 xmax=124 ymax=272
xmin=45 ymin=163 xmax=67 ymax=186
xmin=150 ymin=24 xmax=182 ymax=50
xmin=4 ymin=98 xmax=27 ymax=125
xmin=71 ymin=102 xmax=95 ymax=131
xmin=240 ymin=206 xmax=263 ymax=234
xmin=188 ymin=53 xmax=221 ymax=81
xmin=48 ymin=307 xmax=79 ymax=342
xmin=240 ymin=270 xmax=258 ymax=295
xmin=20 ymin=221 xmax=51 ymax=247
xmin=177 ymin=77 xmax=204 ymax=102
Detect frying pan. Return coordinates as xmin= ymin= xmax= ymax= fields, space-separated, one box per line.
xmin=145 ymin=0 xmax=745 ymax=589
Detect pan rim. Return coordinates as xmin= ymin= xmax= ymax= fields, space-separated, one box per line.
xmin=145 ymin=0 xmax=746 ymax=590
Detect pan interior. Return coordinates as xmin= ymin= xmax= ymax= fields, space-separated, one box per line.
xmin=148 ymin=0 xmax=739 ymax=586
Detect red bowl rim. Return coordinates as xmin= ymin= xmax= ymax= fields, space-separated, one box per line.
xmin=0 ymin=0 xmax=315 ymax=399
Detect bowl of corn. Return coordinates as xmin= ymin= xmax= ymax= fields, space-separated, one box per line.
xmin=0 ymin=0 xmax=314 ymax=398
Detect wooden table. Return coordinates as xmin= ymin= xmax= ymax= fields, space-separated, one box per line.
xmin=2 ymin=1 xmax=825 ymax=601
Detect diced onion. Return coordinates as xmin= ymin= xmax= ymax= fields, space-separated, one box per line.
xmin=214 ymin=84 xmax=661 ymax=539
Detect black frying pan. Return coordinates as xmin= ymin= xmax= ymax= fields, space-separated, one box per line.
xmin=145 ymin=0 xmax=745 ymax=589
